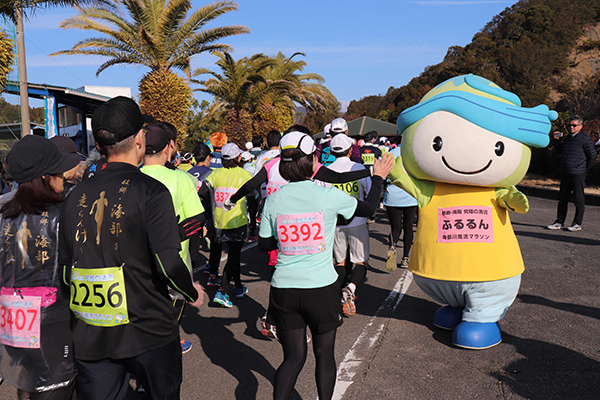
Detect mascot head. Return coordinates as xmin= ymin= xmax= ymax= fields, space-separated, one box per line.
xmin=397 ymin=74 xmax=558 ymax=187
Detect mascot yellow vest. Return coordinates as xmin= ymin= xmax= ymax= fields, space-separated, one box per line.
xmin=409 ymin=182 xmax=524 ymax=282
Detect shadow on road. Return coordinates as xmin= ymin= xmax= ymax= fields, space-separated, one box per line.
xmin=518 ymin=294 xmax=600 ymax=321
xmin=492 ymin=332 xmax=600 ymax=399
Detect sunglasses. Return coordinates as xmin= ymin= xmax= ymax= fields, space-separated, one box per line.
xmin=568 ymin=124 xmax=581 ymax=127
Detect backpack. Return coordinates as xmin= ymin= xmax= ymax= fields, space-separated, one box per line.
xmin=320 ymin=145 xmax=336 ymax=166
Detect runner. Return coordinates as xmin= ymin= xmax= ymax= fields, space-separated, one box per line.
xmin=205 ymin=143 xmax=253 ymax=307
xmin=58 ymin=96 xmax=203 ymax=399
xmin=141 ymin=124 xmax=206 ymax=354
xmin=0 ymin=135 xmax=81 ymax=399
xmin=258 ymin=131 xmax=394 ymax=400
xmin=327 ymin=134 xmax=372 ymax=316
xmin=383 ymin=136 xmax=418 ymax=271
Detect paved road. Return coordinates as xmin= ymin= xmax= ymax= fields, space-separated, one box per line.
xmin=1 ymin=196 xmax=598 ymax=399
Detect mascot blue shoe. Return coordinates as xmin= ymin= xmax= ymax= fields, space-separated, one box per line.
xmin=433 ymin=306 xmax=463 ymax=330
xmin=452 ymin=321 xmax=502 ymax=349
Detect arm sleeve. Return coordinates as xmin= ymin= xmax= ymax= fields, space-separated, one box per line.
xmin=584 ymin=136 xmax=597 ymax=172
xmin=230 ymin=167 xmax=268 ymax=203
xmin=352 ymin=175 xmax=384 ymax=218
xmin=258 ymin=236 xmax=278 ymax=252
xmin=314 ymin=165 xmax=371 ymax=183
xmin=155 ymin=248 xmax=198 ymax=302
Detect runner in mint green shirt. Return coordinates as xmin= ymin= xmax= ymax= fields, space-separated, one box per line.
xmin=257 ymin=131 xmax=394 ymax=400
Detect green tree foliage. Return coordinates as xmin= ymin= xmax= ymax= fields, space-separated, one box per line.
xmin=52 ymin=0 xmax=249 ymax=144
xmin=193 ymin=51 xmax=335 ymax=143
xmin=0 ymin=97 xmax=45 ymax=124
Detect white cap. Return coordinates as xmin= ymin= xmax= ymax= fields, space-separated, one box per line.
xmin=241 ymin=151 xmax=254 ymax=161
xmin=221 ymin=143 xmax=242 ymax=160
xmin=323 ymin=123 xmax=332 ymax=138
xmin=330 ymin=133 xmax=354 ymax=153
xmin=245 ymin=141 xmax=253 ymax=150
xmin=279 ymin=131 xmax=316 ymax=161
xmin=330 ymin=118 xmax=348 ymax=134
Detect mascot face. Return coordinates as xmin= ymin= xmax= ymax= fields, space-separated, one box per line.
xmin=398 ymin=74 xmax=557 ymax=188
xmin=402 ymin=111 xmax=531 ymax=187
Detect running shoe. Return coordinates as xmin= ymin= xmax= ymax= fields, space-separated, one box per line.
xmin=248 ymin=235 xmax=259 ymax=242
xmin=260 ymin=314 xmax=278 ymax=340
xmin=400 ymin=257 xmax=409 ymax=268
xmin=566 ymin=223 xmax=582 ymax=232
xmin=547 ymin=222 xmax=564 ymax=230
xmin=386 ymin=247 xmax=397 ymax=271
xmin=203 ymin=264 xmax=212 ymax=274
xmin=341 ymin=287 xmax=356 ymax=317
xmin=181 ymin=339 xmax=192 ymax=354
xmin=213 ymin=291 xmax=233 ymax=308
xmin=235 ymin=285 xmax=248 ymax=299
xmin=207 ymin=274 xmax=222 ymax=287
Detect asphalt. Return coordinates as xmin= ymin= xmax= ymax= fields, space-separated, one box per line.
xmin=0 ymin=188 xmax=598 ymax=399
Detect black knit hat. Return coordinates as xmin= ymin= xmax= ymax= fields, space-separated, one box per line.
xmin=7 ymin=135 xmax=81 ymax=184
xmin=92 ymin=96 xmax=154 ymax=146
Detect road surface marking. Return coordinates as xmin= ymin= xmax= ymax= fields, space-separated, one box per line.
xmin=330 ymin=270 xmax=413 ymax=400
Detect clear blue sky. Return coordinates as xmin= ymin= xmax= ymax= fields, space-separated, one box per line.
xmin=7 ymin=0 xmax=514 ymax=110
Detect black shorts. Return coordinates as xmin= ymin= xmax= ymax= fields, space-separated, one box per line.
xmin=215 ymin=225 xmax=247 ymax=243
xmin=268 ymin=283 xmax=343 ymax=334
xmin=76 ymin=338 xmax=182 ymax=400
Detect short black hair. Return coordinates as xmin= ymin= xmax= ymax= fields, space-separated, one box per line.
xmin=266 ymin=130 xmax=281 ymax=148
xmin=252 ymin=136 xmax=264 ymax=148
xmin=331 ymin=149 xmax=350 ymax=158
xmin=364 ymin=131 xmax=377 ymax=143
xmin=279 ymin=152 xmax=314 ymax=182
xmin=222 ymin=157 xmax=241 ymax=169
xmin=284 ymin=124 xmax=311 ymax=135
xmin=193 ymin=142 xmax=211 ymax=162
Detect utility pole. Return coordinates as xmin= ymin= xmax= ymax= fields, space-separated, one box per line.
xmin=15 ymin=7 xmax=30 ymax=137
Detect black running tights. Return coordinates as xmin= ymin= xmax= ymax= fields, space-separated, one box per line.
xmin=386 ymin=205 xmax=417 ymax=258
xmin=220 ymin=241 xmax=244 ymax=292
xmin=274 ymin=327 xmax=337 ymax=400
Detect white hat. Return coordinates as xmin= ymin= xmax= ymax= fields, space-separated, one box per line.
xmin=330 ymin=133 xmax=354 ymax=153
xmin=221 ymin=143 xmax=242 ymax=160
xmin=245 ymin=141 xmax=253 ymax=150
xmin=330 ymin=118 xmax=348 ymax=134
xmin=279 ymin=131 xmax=316 ymax=162
xmin=323 ymin=123 xmax=332 ymax=138
xmin=241 ymin=151 xmax=254 ymax=161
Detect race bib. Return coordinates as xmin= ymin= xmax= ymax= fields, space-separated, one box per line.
xmin=214 ymin=187 xmax=236 ymax=208
xmin=266 ymin=182 xmax=285 ymax=197
xmin=438 ymin=206 xmax=494 ymax=243
xmin=70 ymin=266 xmax=129 ymax=327
xmin=0 ymin=293 xmax=41 ymax=348
xmin=361 ymin=153 xmax=375 ymax=165
xmin=276 ymin=212 xmax=326 ymax=255
xmin=333 ymin=180 xmax=360 ymax=199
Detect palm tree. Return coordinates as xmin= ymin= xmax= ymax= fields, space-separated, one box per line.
xmin=0 ymin=29 xmax=15 ymax=88
xmin=1 ymin=0 xmax=113 ymax=136
xmin=52 ymin=0 xmax=249 ymax=144
xmin=192 ymin=51 xmax=336 ymax=142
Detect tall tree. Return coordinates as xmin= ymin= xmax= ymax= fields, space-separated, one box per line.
xmin=193 ymin=51 xmax=336 ymax=142
xmin=52 ymin=0 xmax=249 ymax=144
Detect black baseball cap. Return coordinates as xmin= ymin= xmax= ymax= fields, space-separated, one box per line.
xmin=7 ymin=135 xmax=81 ymax=184
xmin=92 ymin=96 xmax=154 ymax=146
xmin=144 ymin=125 xmax=170 ymax=155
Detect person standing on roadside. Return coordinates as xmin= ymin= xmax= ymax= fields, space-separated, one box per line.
xmin=58 ymin=96 xmax=204 ymax=400
xmin=547 ymin=115 xmax=596 ymax=232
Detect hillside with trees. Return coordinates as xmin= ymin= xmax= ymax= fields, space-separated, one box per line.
xmin=344 ymin=0 xmax=600 ymax=183
xmin=346 ymin=0 xmax=600 ymax=122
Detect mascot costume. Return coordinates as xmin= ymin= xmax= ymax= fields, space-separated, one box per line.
xmin=388 ymin=74 xmax=558 ymax=349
